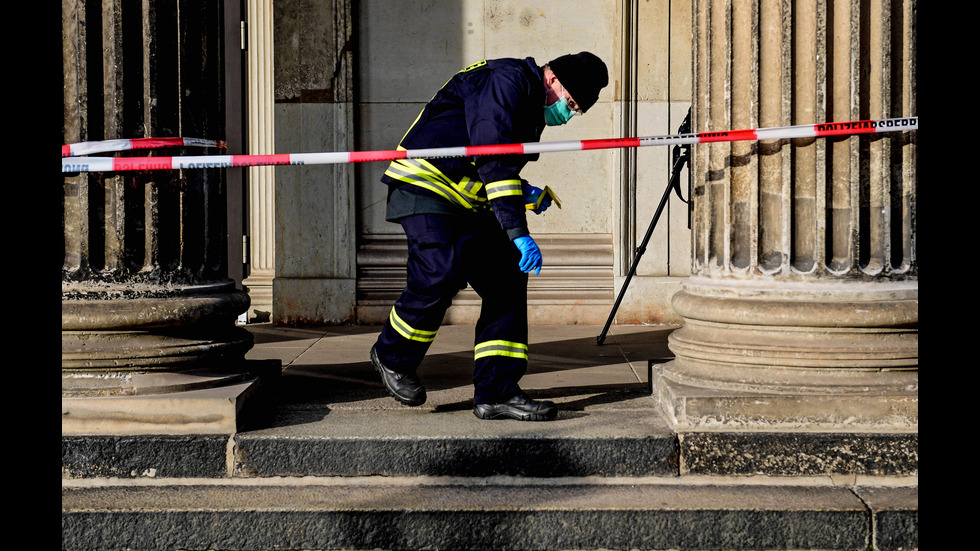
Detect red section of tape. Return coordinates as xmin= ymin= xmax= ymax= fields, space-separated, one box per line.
xmin=62 ymin=137 xmax=226 ymax=157
xmin=466 ymin=143 xmax=526 ymax=156
xmin=232 ymin=154 xmax=292 ymax=166
xmin=698 ymin=129 xmax=758 ymax=143
xmin=582 ymin=137 xmax=641 ymax=150
xmin=814 ymin=120 xmax=881 ymax=137
xmin=139 ymin=138 xmax=188 ymax=149
xmin=349 ymin=150 xmax=407 ymax=163
xmin=113 ymin=157 xmax=175 ymax=171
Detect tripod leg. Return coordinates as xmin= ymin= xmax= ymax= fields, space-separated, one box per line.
xmin=596 ymin=154 xmax=688 ymax=345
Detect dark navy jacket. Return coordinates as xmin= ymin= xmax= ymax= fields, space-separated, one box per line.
xmin=381 ymin=57 xmax=546 ymax=239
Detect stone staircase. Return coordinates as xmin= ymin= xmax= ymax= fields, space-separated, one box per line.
xmin=62 ymin=324 xmax=917 ymax=550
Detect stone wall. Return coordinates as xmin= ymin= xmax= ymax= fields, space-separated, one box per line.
xmin=268 ymin=0 xmax=693 ymax=325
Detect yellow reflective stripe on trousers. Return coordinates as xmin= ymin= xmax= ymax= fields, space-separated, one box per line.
xmin=474 ymin=340 xmax=529 ymax=360
xmin=389 ymin=308 xmax=438 ymax=343
xmin=485 ymin=179 xmax=523 ymax=201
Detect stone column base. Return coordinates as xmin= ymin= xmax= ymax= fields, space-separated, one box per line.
xmin=654 ymin=363 xmax=917 ymax=431
xmin=62 ymin=281 xmax=277 ymax=435
xmin=244 ymin=271 xmax=274 ymax=322
xmin=654 ymin=278 xmax=918 ymax=431
xmin=62 ymin=360 xmax=280 ymax=435
xmin=63 ymin=283 xmax=253 ymax=375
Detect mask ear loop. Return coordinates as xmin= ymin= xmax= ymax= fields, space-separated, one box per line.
xmin=561 ymin=85 xmax=583 ymax=115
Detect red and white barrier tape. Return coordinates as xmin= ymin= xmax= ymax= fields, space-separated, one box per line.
xmin=62 ymin=137 xmax=226 ymax=158
xmin=62 ymin=117 xmax=916 ymax=173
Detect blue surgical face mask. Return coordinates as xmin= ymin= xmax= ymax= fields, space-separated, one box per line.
xmin=544 ymin=86 xmax=576 ymax=126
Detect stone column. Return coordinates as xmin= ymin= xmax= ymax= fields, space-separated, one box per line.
xmin=243 ymin=0 xmax=277 ymax=322
xmin=62 ymin=0 xmax=270 ymax=435
xmin=654 ymin=0 xmax=917 ymax=431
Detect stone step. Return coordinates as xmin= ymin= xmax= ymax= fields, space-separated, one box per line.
xmin=62 ymin=475 xmax=917 ymax=551
xmin=62 ymin=403 xmax=678 ymax=479
xmin=61 ymin=384 xmax=917 ymax=550
xmin=235 ymin=402 xmax=679 ymax=477
xmin=63 ymin=392 xmax=917 ymax=479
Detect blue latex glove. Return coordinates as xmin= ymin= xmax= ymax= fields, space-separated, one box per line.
xmin=524 ymin=185 xmax=552 ymax=214
xmin=514 ymin=235 xmax=543 ymax=275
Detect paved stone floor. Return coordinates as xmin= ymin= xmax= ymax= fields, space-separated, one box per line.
xmin=244 ymin=322 xmax=678 ymax=413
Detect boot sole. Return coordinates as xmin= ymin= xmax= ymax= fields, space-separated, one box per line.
xmin=473 ymin=404 xmax=558 ymax=421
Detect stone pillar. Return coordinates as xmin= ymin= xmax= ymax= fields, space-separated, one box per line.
xmin=272 ymin=0 xmax=356 ymax=325
xmin=62 ymin=0 xmax=270 ymax=435
xmin=243 ymin=0 xmax=277 ymax=322
xmin=654 ymin=0 xmax=917 ymax=431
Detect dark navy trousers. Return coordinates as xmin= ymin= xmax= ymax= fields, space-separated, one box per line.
xmin=373 ymin=212 xmax=529 ymax=404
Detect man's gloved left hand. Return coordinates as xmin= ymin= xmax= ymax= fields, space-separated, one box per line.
xmin=524 ymin=184 xmax=552 ymax=214
xmin=513 ymin=235 xmax=543 ymax=275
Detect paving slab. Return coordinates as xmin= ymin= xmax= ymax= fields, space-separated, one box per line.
xmin=244 ymin=323 xmax=675 ymax=410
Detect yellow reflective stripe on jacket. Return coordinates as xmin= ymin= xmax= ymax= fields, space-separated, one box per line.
xmin=415 ymin=158 xmax=486 ymax=203
xmin=474 ymin=339 xmax=529 ymax=360
xmin=389 ymin=308 xmax=438 ymax=343
xmin=385 ymin=155 xmax=490 ymax=210
xmin=385 ymin=159 xmax=471 ymax=209
xmin=458 ymin=174 xmax=484 ymax=198
xmin=485 ymin=179 xmax=523 ymax=201
xmin=460 ymin=59 xmax=488 ymax=73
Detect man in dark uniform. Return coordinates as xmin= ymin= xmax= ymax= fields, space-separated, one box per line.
xmin=370 ymin=52 xmax=609 ymax=421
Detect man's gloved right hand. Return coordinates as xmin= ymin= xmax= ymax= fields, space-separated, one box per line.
xmin=524 ymin=185 xmax=552 ymax=214
xmin=514 ymin=235 xmax=543 ymax=275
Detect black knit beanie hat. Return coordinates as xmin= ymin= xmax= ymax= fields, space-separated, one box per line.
xmin=548 ymin=52 xmax=609 ymax=113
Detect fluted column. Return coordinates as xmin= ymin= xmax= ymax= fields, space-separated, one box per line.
xmin=62 ymin=0 xmax=263 ymax=434
xmin=242 ymin=0 xmax=276 ymax=321
xmin=654 ymin=0 xmax=917 ymax=431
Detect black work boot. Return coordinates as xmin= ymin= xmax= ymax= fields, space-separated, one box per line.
xmin=473 ymin=393 xmax=558 ymax=421
xmin=371 ymin=345 xmax=426 ymax=406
